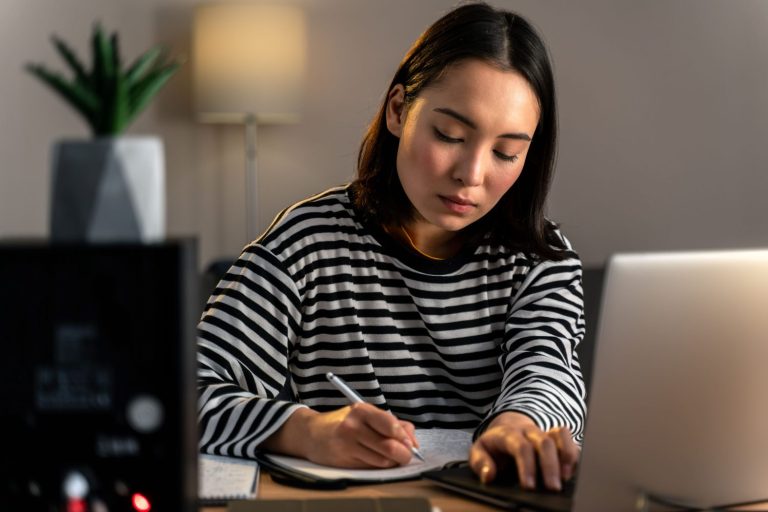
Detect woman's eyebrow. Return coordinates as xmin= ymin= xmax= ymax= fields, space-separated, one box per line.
xmin=433 ymin=107 xmax=531 ymax=141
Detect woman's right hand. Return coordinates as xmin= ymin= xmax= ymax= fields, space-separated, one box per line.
xmin=262 ymin=403 xmax=419 ymax=468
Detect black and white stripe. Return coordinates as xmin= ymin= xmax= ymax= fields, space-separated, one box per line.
xmin=198 ymin=185 xmax=587 ymax=458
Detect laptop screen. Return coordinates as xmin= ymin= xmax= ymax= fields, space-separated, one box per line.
xmin=574 ymin=249 xmax=768 ymax=510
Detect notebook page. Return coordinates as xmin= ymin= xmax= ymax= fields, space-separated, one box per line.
xmin=264 ymin=428 xmax=472 ymax=481
xmin=199 ymin=454 xmax=259 ymax=500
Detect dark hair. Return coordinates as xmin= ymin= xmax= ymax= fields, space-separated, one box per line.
xmin=352 ymin=1 xmax=568 ymax=260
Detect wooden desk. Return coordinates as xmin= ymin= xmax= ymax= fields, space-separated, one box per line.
xmin=201 ymin=473 xmax=768 ymax=511
xmin=202 ymin=472 xmax=499 ymax=512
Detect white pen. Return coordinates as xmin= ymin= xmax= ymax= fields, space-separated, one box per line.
xmin=325 ymin=372 xmax=425 ymax=462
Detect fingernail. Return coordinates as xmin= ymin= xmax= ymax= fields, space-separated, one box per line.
xmin=480 ymin=465 xmax=491 ymax=484
xmin=525 ymin=476 xmax=536 ymax=489
xmin=562 ymin=464 xmax=573 ymax=480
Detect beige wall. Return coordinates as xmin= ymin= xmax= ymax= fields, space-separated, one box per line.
xmin=2 ymin=0 xmax=767 ymax=268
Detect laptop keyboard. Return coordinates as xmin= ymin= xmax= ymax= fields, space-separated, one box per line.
xmin=423 ymin=465 xmax=575 ymax=511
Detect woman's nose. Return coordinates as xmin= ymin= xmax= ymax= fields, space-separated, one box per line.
xmin=451 ymin=148 xmax=485 ymax=186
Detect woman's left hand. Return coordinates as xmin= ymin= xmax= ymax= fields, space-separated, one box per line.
xmin=469 ymin=411 xmax=579 ymax=491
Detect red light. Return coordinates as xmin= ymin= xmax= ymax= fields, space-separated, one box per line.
xmin=131 ymin=493 xmax=151 ymax=512
xmin=67 ymin=499 xmax=87 ymax=512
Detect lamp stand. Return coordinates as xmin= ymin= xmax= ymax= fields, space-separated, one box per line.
xmin=244 ymin=113 xmax=259 ymax=242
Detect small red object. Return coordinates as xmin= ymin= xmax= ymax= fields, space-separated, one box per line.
xmin=131 ymin=492 xmax=151 ymax=511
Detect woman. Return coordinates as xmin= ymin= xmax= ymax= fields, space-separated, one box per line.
xmin=198 ymin=2 xmax=586 ymax=492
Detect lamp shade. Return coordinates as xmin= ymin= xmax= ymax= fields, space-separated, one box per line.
xmin=193 ymin=2 xmax=306 ymax=123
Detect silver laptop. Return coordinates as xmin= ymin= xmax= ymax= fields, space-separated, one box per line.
xmin=573 ymin=249 xmax=768 ymax=511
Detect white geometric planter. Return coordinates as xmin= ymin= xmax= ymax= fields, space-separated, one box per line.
xmin=50 ymin=136 xmax=165 ymax=243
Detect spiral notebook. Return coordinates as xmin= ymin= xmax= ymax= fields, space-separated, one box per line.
xmin=199 ymin=454 xmax=260 ymax=503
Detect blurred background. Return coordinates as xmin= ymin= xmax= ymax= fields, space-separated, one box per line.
xmin=2 ymin=0 xmax=767 ymax=270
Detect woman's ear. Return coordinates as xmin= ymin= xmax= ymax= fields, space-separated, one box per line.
xmin=385 ymin=84 xmax=406 ymax=138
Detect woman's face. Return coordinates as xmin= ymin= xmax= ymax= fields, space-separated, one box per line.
xmin=386 ymin=59 xmax=540 ymax=238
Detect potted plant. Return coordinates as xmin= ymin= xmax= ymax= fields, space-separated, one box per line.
xmin=26 ymin=23 xmax=181 ymax=242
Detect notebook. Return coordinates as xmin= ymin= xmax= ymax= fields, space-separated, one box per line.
xmin=427 ymin=250 xmax=768 ymax=511
xmin=199 ymin=454 xmax=259 ymax=503
xmin=257 ymin=428 xmax=472 ymax=489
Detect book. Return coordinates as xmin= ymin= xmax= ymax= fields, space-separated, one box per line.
xmin=199 ymin=453 xmax=260 ymax=502
xmin=257 ymin=428 xmax=473 ymax=488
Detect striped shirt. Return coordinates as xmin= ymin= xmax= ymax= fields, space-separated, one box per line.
xmin=197 ymin=185 xmax=587 ymax=458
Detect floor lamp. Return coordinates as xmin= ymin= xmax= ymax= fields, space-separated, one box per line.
xmin=193 ymin=3 xmax=306 ymax=242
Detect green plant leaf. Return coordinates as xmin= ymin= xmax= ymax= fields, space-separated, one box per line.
xmin=109 ymin=32 xmax=120 ymax=77
xmin=125 ymin=62 xmax=180 ymax=125
xmin=90 ymin=23 xmax=102 ymax=84
xmin=125 ymin=46 xmax=162 ymax=87
xmin=90 ymin=23 xmax=115 ymax=91
xmin=25 ymin=64 xmax=99 ymax=133
xmin=51 ymin=35 xmax=89 ymax=86
xmin=106 ymin=71 xmax=129 ymax=135
xmin=28 ymin=21 xmax=182 ymax=136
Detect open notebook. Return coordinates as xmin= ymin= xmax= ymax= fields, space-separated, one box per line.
xmin=257 ymin=428 xmax=473 ymax=488
xmin=199 ymin=454 xmax=260 ymax=502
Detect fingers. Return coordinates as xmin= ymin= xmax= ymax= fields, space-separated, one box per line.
xmin=303 ymin=404 xmax=412 ymax=468
xmin=527 ymin=427 xmax=579 ymax=490
xmin=524 ymin=430 xmax=561 ymax=491
xmin=469 ymin=439 xmax=499 ymax=485
xmin=471 ymin=427 xmax=535 ymax=488
xmin=471 ymin=423 xmax=580 ymax=492
xmin=549 ymin=427 xmax=580 ymax=481
xmin=363 ymin=403 xmax=410 ymax=441
xmin=350 ymin=424 xmax=413 ymax=467
xmin=512 ymin=435 xmax=538 ymax=489
xmin=399 ymin=419 xmax=419 ymax=448
xmin=358 ymin=403 xmax=416 ymax=450
xmin=342 ymin=403 xmax=414 ymax=466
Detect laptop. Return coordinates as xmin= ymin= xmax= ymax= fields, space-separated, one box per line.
xmin=426 ymin=249 xmax=768 ymax=511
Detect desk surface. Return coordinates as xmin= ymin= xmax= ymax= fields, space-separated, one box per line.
xmin=202 ymin=472 xmax=499 ymax=512
xmin=202 ymin=472 xmax=768 ymax=512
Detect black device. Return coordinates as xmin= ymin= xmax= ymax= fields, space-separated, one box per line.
xmin=422 ymin=465 xmax=574 ymax=511
xmin=0 ymin=241 xmax=198 ymax=512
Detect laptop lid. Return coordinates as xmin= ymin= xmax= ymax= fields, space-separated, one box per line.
xmin=573 ymin=250 xmax=768 ymax=510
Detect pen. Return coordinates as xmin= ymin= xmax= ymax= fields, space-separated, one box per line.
xmin=325 ymin=372 xmax=425 ymax=462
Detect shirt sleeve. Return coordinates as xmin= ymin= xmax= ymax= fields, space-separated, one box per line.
xmin=477 ymin=250 xmax=588 ymax=444
xmin=196 ymin=244 xmax=306 ymax=458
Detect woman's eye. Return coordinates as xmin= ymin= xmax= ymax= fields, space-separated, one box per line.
xmin=433 ymin=127 xmax=462 ymax=143
xmin=494 ymin=150 xmax=519 ymax=163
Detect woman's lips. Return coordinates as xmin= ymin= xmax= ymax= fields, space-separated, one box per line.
xmin=439 ymin=195 xmax=476 ymax=214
